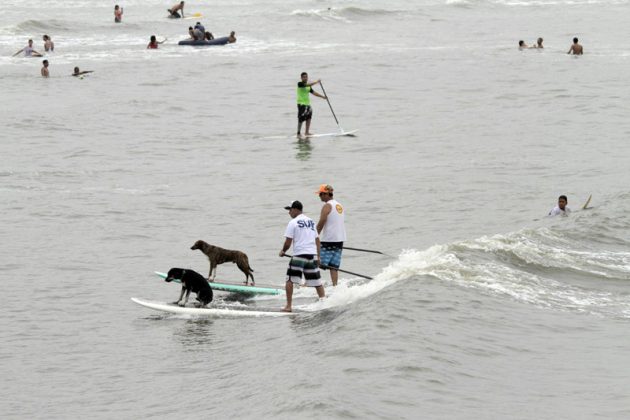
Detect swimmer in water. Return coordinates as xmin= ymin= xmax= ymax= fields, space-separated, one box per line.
xmin=147 ymin=35 xmax=167 ymax=49
xmin=549 ymin=195 xmax=571 ymax=217
xmin=533 ymin=37 xmax=543 ymax=48
xmin=567 ymin=37 xmax=583 ymax=55
xmin=114 ymin=5 xmax=123 ymax=23
xmin=228 ymin=31 xmax=237 ymax=43
xmin=518 ymin=40 xmax=529 ymax=50
xmin=13 ymin=39 xmax=43 ymax=57
xmin=72 ymin=67 xmax=94 ymax=77
xmin=41 ymin=60 xmax=49 ymax=77
xmin=43 ymin=35 xmax=54 ymax=52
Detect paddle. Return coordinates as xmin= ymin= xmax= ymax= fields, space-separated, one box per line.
xmin=283 ymin=254 xmax=373 ymax=280
xmin=343 ymin=246 xmax=387 ymax=255
xmin=318 ymin=81 xmax=340 ymax=130
xmin=581 ymin=194 xmax=592 ymax=210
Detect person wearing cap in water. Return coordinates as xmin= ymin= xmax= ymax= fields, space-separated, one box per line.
xmin=316 ymin=184 xmax=346 ymax=287
xmin=549 ymin=195 xmax=571 ymax=216
xmin=279 ymin=200 xmax=325 ymax=312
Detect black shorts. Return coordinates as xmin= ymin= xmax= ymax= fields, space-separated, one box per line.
xmin=168 ymin=10 xmax=181 ymax=18
xmin=297 ymin=104 xmax=312 ymax=122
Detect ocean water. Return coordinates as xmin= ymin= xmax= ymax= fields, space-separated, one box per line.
xmin=2 ymin=0 xmax=630 ymax=418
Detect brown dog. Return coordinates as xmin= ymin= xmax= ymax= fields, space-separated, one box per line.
xmin=191 ymin=240 xmax=255 ymax=285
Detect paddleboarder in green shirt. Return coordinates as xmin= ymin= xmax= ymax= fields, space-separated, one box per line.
xmin=297 ymin=72 xmax=327 ymax=137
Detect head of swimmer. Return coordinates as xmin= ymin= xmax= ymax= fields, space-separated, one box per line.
xmin=301 ymin=72 xmax=308 ymax=83
xmin=558 ymin=195 xmax=568 ymax=210
xmin=28 ymin=39 xmax=34 ymax=46
xmin=537 ymin=37 xmax=543 ymax=46
xmin=150 ymin=35 xmax=157 ymax=42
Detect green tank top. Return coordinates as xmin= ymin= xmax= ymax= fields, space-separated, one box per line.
xmin=297 ymin=83 xmax=311 ymax=106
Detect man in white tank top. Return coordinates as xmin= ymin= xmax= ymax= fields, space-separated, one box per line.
xmin=316 ymin=184 xmax=346 ymax=286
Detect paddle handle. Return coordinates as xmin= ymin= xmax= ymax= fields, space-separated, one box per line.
xmin=343 ymin=246 xmax=385 ymax=255
xmin=283 ymin=254 xmax=372 ymax=280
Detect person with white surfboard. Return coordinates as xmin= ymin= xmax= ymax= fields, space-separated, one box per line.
xmin=297 ymin=72 xmax=327 ymax=137
xmin=316 ymin=184 xmax=346 ymax=287
xmin=549 ymin=195 xmax=571 ymax=217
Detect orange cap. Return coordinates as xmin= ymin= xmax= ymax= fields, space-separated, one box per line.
xmin=316 ymin=184 xmax=333 ymax=195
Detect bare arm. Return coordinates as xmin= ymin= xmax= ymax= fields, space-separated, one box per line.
xmin=316 ymin=203 xmax=332 ymax=234
xmin=159 ymin=38 xmax=168 ymax=44
xmin=312 ymin=91 xmax=327 ymax=99
xmin=279 ymin=237 xmax=292 ymax=256
xmin=316 ymin=238 xmax=321 ymax=262
xmin=13 ymin=48 xmax=24 ymax=56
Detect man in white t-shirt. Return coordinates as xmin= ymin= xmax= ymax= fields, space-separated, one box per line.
xmin=316 ymin=184 xmax=346 ymax=286
xmin=549 ymin=195 xmax=571 ymax=217
xmin=279 ymin=200 xmax=324 ymax=312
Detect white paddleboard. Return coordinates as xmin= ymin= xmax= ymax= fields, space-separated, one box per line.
xmin=302 ymin=129 xmax=358 ymax=139
xmin=131 ymin=297 xmax=294 ymax=317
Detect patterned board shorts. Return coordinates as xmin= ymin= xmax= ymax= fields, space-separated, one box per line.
xmin=297 ymin=104 xmax=313 ymax=122
xmin=320 ymin=246 xmax=342 ymax=269
xmin=286 ymin=255 xmax=322 ymax=286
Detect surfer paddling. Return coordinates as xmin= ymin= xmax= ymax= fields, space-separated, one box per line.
xmin=279 ymin=200 xmax=325 ymax=312
xmin=316 ymin=184 xmax=346 ymax=287
xmin=168 ymin=1 xmax=185 ymax=18
xmin=297 ymin=72 xmax=327 ymax=137
xmin=549 ymin=195 xmax=571 ymax=217
xmin=72 ymin=67 xmax=93 ymax=77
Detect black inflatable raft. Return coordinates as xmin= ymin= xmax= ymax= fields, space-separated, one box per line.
xmin=178 ymin=36 xmax=229 ymax=46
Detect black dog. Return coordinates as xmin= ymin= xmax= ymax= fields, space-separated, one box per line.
xmin=165 ymin=268 xmax=213 ymax=307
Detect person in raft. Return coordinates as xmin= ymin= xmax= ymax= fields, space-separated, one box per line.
xmin=168 ymin=1 xmax=185 ymax=18
xmin=147 ymin=35 xmax=167 ymax=49
xmin=296 ymin=72 xmax=327 ymax=137
xmin=279 ymin=200 xmax=325 ymax=312
xmin=114 ymin=5 xmax=123 ymax=23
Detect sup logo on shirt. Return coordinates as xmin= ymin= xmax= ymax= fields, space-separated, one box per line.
xmin=336 ymin=204 xmax=343 ymax=214
xmin=297 ymin=219 xmax=316 ymax=230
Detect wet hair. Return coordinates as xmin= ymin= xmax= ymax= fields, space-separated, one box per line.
xmin=43 ymin=35 xmax=49 ymax=40
xmin=537 ymin=37 xmax=543 ymax=44
xmin=42 ymin=59 xmax=48 ymax=65
xmin=230 ymin=31 xmax=235 ymax=36
xmin=181 ymin=1 xmax=185 ymax=3
xmin=115 ymin=5 xmax=119 ymax=9
xmin=189 ymin=26 xmax=193 ymax=30
xmin=518 ymin=40 xmax=524 ymax=46
xmin=573 ymin=37 xmax=578 ymax=43
xmin=559 ymin=195 xmax=568 ymax=202
xmin=301 ymin=72 xmax=307 ymax=77
xmin=150 ymin=35 xmax=156 ymax=42
xmin=74 ymin=66 xmax=79 ymax=73
xmin=28 ymin=39 xmax=33 ymax=43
